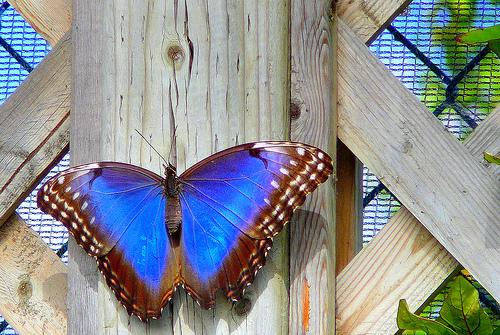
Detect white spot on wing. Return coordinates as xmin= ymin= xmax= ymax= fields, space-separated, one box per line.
xmin=318 ymin=152 xmax=324 ymax=159
xmin=73 ymin=192 xmax=80 ymax=200
xmin=65 ymin=186 xmax=72 ymax=192
xmin=51 ymin=203 xmax=57 ymax=209
xmin=290 ymin=159 xmax=298 ymax=166
xmin=81 ymin=201 xmax=88 ymax=211
xmin=43 ymin=195 xmax=49 ymax=202
xmin=43 ymin=184 xmax=48 ymax=192
xmin=318 ymin=163 xmax=324 ymax=171
xmin=58 ymin=176 xmax=65 ymax=184
xmin=271 ymin=180 xmax=279 ymax=189
xmin=297 ymin=147 xmax=305 ymax=156
xmin=279 ymin=167 xmax=289 ymax=175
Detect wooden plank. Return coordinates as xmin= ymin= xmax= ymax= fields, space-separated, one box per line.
xmin=72 ymin=1 xmax=289 ymax=334
xmin=335 ymin=141 xmax=362 ymax=274
xmin=71 ymin=2 xmax=173 ymax=333
xmin=8 ymin=0 xmax=71 ymax=46
xmin=289 ymin=1 xmax=337 ymax=334
xmin=337 ymin=16 xmax=500 ymax=306
xmin=0 ymin=214 xmax=67 ymax=335
xmin=336 ymin=109 xmax=500 ymax=334
xmin=170 ymin=1 xmax=290 ymax=333
xmin=0 ymin=32 xmax=71 ymax=226
xmin=337 ymin=0 xmax=412 ymax=44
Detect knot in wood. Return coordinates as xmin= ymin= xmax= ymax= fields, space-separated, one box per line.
xmin=167 ymin=45 xmax=185 ymax=65
xmin=290 ymin=101 xmax=301 ymax=120
xmin=17 ymin=275 xmax=33 ymax=303
xmin=234 ymin=297 xmax=252 ymax=316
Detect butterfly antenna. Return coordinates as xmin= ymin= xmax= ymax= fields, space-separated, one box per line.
xmin=135 ymin=129 xmax=169 ymax=166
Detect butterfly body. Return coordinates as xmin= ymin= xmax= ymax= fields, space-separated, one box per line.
xmin=163 ymin=164 xmax=182 ymax=235
xmin=37 ymin=142 xmax=333 ymax=321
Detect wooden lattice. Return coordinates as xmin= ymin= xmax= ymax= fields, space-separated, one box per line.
xmin=0 ymin=0 xmax=498 ymax=334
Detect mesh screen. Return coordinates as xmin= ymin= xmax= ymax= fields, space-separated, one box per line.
xmin=0 ymin=0 xmax=499 ymax=333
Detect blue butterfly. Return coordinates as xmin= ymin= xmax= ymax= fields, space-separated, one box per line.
xmin=37 ymin=141 xmax=332 ymax=321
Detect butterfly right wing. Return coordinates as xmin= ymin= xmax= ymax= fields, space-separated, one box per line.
xmin=37 ymin=162 xmax=179 ymax=320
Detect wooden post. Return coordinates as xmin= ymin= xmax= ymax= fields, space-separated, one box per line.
xmin=72 ymin=1 xmax=173 ymax=333
xmin=289 ymin=1 xmax=337 ymax=333
xmin=72 ymin=1 xmax=289 ymax=333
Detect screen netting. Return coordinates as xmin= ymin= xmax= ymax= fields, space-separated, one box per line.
xmin=0 ymin=0 xmax=498 ymax=333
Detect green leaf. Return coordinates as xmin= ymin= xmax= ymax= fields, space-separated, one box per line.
xmin=397 ymin=300 xmax=457 ymax=335
xmin=489 ymin=39 xmax=500 ymax=58
xmin=492 ymin=327 xmax=500 ymax=335
xmin=456 ymin=25 xmax=500 ymax=44
xmin=484 ymin=152 xmax=500 ymax=165
xmin=440 ymin=276 xmax=493 ymax=335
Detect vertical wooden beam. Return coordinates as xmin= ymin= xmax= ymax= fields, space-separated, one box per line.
xmin=289 ymin=1 xmax=337 ymax=333
xmin=170 ymin=1 xmax=290 ymax=333
xmin=72 ymin=1 xmax=174 ymax=333
xmin=335 ymin=141 xmax=362 ymax=274
xmin=72 ymin=0 xmax=289 ymax=333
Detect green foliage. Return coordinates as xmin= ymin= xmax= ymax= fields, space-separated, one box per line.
xmin=456 ymin=24 xmax=500 ymax=58
xmin=483 ymin=152 xmax=500 ymax=165
xmin=397 ymin=276 xmax=498 ymax=335
xmin=456 ymin=25 xmax=500 ymax=44
xmin=423 ymin=0 xmax=500 ymax=135
xmin=490 ymin=40 xmax=500 ymax=58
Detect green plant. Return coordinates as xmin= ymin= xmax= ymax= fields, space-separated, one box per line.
xmin=397 ymin=276 xmax=499 ymax=334
xmin=456 ymin=24 xmax=500 ymax=58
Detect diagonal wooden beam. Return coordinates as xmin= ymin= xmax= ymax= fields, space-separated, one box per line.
xmin=0 ymin=32 xmax=70 ymax=226
xmin=0 ymin=214 xmax=67 ymax=335
xmin=337 ymin=0 xmax=412 ymax=44
xmin=336 ymin=18 xmax=500 ymax=334
xmin=337 ymin=109 xmax=499 ymax=334
xmin=8 ymin=0 xmax=71 ymax=47
xmin=0 ymin=31 xmax=70 ymax=334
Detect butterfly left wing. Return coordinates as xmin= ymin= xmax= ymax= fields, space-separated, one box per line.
xmin=177 ymin=141 xmax=333 ymax=307
xmin=37 ymin=162 xmax=179 ymax=320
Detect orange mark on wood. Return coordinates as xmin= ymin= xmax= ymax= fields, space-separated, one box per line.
xmin=302 ymin=278 xmax=310 ymax=333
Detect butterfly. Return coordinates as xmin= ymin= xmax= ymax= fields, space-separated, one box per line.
xmin=37 ymin=141 xmax=333 ymax=321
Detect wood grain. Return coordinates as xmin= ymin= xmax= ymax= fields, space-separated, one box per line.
xmin=337 ymin=0 xmax=412 ymax=44
xmin=0 ymin=214 xmax=67 ymax=335
xmin=289 ymin=1 xmax=337 ymax=334
xmin=336 ymin=18 xmax=500 ymax=332
xmin=0 ymin=32 xmax=70 ymax=227
xmin=335 ymin=141 xmax=362 ymax=274
xmin=72 ymin=1 xmax=174 ymax=333
xmin=8 ymin=0 xmax=71 ymax=46
xmin=72 ymin=1 xmax=289 ymax=334
xmin=336 ymin=109 xmax=500 ymax=334
xmin=169 ymin=1 xmax=290 ymax=333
